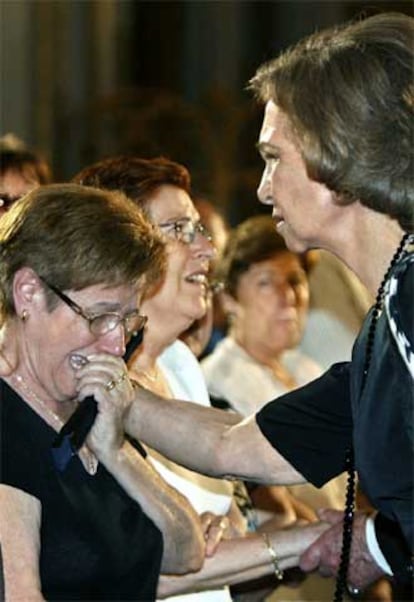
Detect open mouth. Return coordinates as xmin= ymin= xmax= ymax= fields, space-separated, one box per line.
xmin=272 ymin=208 xmax=285 ymax=229
xmin=185 ymin=273 xmax=208 ymax=286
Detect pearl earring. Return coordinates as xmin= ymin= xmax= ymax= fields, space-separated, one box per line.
xmin=21 ymin=309 xmax=29 ymax=322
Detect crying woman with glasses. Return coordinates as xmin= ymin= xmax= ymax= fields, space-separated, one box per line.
xmin=0 ymin=183 xmax=208 ymax=600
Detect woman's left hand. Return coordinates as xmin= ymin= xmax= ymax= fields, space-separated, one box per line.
xmin=71 ymin=353 xmax=135 ymax=459
xmin=200 ymin=512 xmax=233 ymax=557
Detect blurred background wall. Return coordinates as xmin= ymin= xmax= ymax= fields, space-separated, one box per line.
xmin=1 ymin=0 xmax=412 ymax=224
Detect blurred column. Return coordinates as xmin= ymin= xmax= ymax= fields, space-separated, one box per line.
xmin=183 ymin=0 xmax=248 ymax=101
xmin=0 ymin=0 xmax=36 ymax=144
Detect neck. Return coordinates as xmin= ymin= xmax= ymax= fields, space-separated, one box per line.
xmin=1 ymin=320 xmax=77 ymax=422
xmin=231 ymin=333 xmax=296 ymax=389
xmin=0 ymin=322 xmax=18 ymax=377
xmin=141 ymin=301 xmax=188 ymax=354
xmin=8 ymin=371 xmax=78 ymax=429
xmin=128 ymin=334 xmax=173 ymax=398
xmin=320 ymin=205 xmax=405 ymax=297
xmin=232 ymin=329 xmax=283 ymax=368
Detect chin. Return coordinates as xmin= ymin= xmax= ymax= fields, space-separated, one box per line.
xmin=286 ymin=333 xmax=301 ymax=349
xmin=189 ymin=303 xmax=207 ymax=323
xmin=282 ymin=229 xmax=311 ymax=254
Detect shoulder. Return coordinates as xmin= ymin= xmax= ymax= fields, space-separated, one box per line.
xmin=159 ymin=339 xmax=211 ymax=406
xmin=0 ymin=482 xmax=41 ymax=513
xmin=201 ymin=337 xmax=238 ymax=377
xmin=282 ymin=349 xmax=323 ymax=384
xmin=160 ymin=339 xmax=199 ymax=371
xmin=0 ymin=381 xmax=55 ymax=496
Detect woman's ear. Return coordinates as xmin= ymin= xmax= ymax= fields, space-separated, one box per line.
xmin=220 ymin=291 xmax=240 ymax=322
xmin=12 ymin=267 xmax=45 ymax=318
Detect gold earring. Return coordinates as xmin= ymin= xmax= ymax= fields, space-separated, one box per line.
xmin=21 ymin=309 xmax=29 ymax=322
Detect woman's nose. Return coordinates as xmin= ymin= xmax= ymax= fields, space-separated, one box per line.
xmin=96 ymin=324 xmax=127 ymax=357
xmin=257 ymin=167 xmax=272 ymax=206
xmin=192 ymin=232 xmax=216 ymax=260
xmin=279 ymin=283 xmax=297 ymax=306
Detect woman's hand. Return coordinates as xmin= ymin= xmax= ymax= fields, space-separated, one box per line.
xmin=200 ymin=512 xmax=233 ymax=557
xmin=299 ymin=509 xmax=384 ymax=591
xmin=71 ymin=353 xmax=135 ymax=460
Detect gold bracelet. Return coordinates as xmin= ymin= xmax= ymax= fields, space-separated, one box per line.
xmin=261 ymin=532 xmax=284 ymax=580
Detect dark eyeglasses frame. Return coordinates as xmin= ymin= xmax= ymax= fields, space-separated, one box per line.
xmin=0 ymin=194 xmax=22 ymax=211
xmin=39 ymin=276 xmax=147 ymax=337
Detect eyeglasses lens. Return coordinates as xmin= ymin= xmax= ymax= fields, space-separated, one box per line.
xmin=89 ymin=312 xmax=147 ymax=336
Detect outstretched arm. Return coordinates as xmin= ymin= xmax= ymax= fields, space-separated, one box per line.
xmin=157 ymin=521 xmax=329 ymax=597
xmin=126 ymin=384 xmax=305 ymax=486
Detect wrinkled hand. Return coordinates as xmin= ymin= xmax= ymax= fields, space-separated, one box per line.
xmin=71 ymin=353 xmax=135 ymax=459
xmin=200 ymin=512 xmax=232 ymax=557
xmin=299 ymin=509 xmax=384 ymax=591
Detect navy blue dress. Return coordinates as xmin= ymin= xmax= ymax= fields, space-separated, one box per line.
xmin=1 ymin=381 xmax=163 ymax=600
xmin=256 ymin=255 xmax=413 ymax=583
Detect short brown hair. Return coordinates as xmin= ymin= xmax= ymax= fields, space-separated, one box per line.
xmin=0 ymin=183 xmax=165 ymax=321
xmin=217 ymin=215 xmax=312 ymax=298
xmin=0 ymin=148 xmax=52 ymax=185
xmin=73 ymin=156 xmax=191 ymax=214
xmin=250 ymin=13 xmax=414 ymax=231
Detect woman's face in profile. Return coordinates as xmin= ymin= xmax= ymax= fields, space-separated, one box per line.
xmin=231 ymin=251 xmax=309 ymax=354
xmin=142 ymin=184 xmax=215 ymax=332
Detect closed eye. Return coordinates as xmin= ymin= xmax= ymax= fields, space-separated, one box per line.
xmin=256 ymin=142 xmax=280 ymax=164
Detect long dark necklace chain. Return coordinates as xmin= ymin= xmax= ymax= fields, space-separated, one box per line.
xmin=333 ymin=232 xmax=412 ymax=602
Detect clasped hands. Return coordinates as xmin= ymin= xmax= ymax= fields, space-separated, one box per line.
xmin=300 ymin=508 xmax=385 ymax=593
xmin=71 ymin=352 xmax=135 ymax=458
xmin=200 ymin=511 xmax=245 ymax=557
xmin=71 ymin=354 xmax=385 ymax=592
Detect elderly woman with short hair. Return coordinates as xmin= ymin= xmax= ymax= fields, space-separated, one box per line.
xmin=0 ymin=183 xmax=205 ymax=600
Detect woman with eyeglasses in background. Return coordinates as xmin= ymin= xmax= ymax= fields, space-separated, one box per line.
xmin=0 ymin=183 xmax=207 ymax=600
xmin=74 ymin=156 xmax=329 ymax=600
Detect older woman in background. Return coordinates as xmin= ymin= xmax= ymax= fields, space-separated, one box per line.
xmin=0 ymin=184 xmax=205 ymax=601
xmin=202 ymin=215 xmax=321 ymax=416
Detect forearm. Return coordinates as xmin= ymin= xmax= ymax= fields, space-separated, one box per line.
xmin=157 ymin=522 xmax=328 ymax=597
xmin=126 ymin=385 xmax=304 ymax=485
xmin=126 ymin=385 xmax=239 ymax=477
xmin=99 ymin=440 xmax=205 ymax=573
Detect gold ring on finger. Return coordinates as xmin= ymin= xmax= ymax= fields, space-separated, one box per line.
xmin=105 ymin=379 xmax=116 ymax=391
xmin=115 ymin=372 xmax=127 ymax=385
xmin=218 ymin=518 xmax=229 ymax=530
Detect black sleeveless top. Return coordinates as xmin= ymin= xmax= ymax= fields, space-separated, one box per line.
xmin=0 ymin=381 xmax=163 ymax=600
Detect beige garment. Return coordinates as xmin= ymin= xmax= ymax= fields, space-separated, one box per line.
xmin=301 ymin=251 xmax=373 ymax=369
